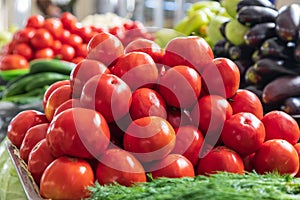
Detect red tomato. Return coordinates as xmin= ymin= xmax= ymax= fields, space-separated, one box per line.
xmin=30 ymin=28 xmax=54 ymax=49
xmin=25 ymin=15 xmax=45 ymax=28
xmin=75 ymin=43 xmax=88 ymax=58
xmin=59 ymin=44 xmax=75 ymax=61
xmin=43 ymin=18 xmax=63 ymax=39
xmin=12 ymin=42 xmax=33 ymax=60
xmin=53 ymin=98 xmax=81 ymax=117
xmin=96 ymin=148 xmax=146 ymax=186
xmin=34 ymin=48 xmax=54 ymax=59
xmin=13 ymin=27 xmax=35 ymax=44
xmin=27 ymin=139 xmax=55 ymax=184
xmin=60 ymin=29 xmax=71 ymax=44
xmin=294 ymin=143 xmax=300 ymax=177
xmin=60 ymin=12 xmax=78 ymax=30
xmin=20 ymin=123 xmax=49 ymax=163
xmin=129 ymin=87 xmax=167 ymax=120
xmin=70 ymin=59 xmax=110 ymax=97
xmin=71 ymin=56 xmax=85 ymax=64
xmin=172 ymin=125 xmax=204 ymax=166
xmin=243 ymin=153 xmax=255 ymax=172
xmin=52 ymin=40 xmax=62 ymax=55
xmin=80 ymin=74 xmax=132 ymax=122
xmin=75 ymin=25 xmax=94 ymax=43
xmin=196 ymin=146 xmax=245 ymax=175
xmin=42 ymin=80 xmax=70 ymax=109
xmin=46 ymin=108 xmax=110 ymax=158
xmin=166 ymin=108 xmax=192 ymax=129
xmin=221 ymin=112 xmax=266 ymax=156
xmin=228 ymin=89 xmax=264 ymax=120
xmin=0 ymin=54 xmax=29 ymax=70
xmin=262 ymin=111 xmax=300 ymax=145
xmin=123 ymin=116 xmax=176 ymax=162
xmin=40 ymin=156 xmax=94 ymax=199
xmin=7 ymin=110 xmax=48 ymax=148
xmin=66 ymin=33 xmax=83 ymax=48
xmin=254 ymin=139 xmax=299 ymax=176
xmin=202 ymin=57 xmax=240 ymax=98
xmin=157 ymin=65 xmax=201 ymax=108
xmin=87 ymin=32 xmax=124 ymax=67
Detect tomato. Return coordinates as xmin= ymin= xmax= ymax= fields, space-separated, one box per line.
xmin=40 ymin=156 xmax=94 ymax=199
xmin=129 ymin=87 xmax=167 ymax=120
xmin=157 ymin=65 xmax=201 ymax=108
xmin=221 ymin=112 xmax=266 ymax=156
xmin=46 ymin=108 xmax=110 ymax=158
xmin=7 ymin=110 xmax=48 ymax=148
xmin=53 ymin=98 xmax=81 ymax=117
xmin=25 ymin=15 xmax=45 ymax=28
xmin=243 ymin=153 xmax=255 ymax=172
xmin=60 ymin=29 xmax=71 ymax=44
xmin=52 ymin=40 xmax=62 ymax=55
xmin=42 ymin=80 xmax=70 ymax=109
xmin=228 ymin=89 xmax=264 ymax=120
xmin=60 ymin=12 xmax=78 ymax=30
xmin=262 ymin=110 xmax=300 ymax=145
xmin=30 ymin=28 xmax=54 ymax=50
xmin=43 ymin=18 xmax=63 ymax=39
xmin=253 ymin=139 xmax=299 ymax=176
xmin=166 ymin=108 xmax=192 ymax=129
xmin=87 ymin=32 xmax=124 ymax=67
xmin=20 ymin=123 xmax=49 ymax=163
xmin=44 ymin=84 xmax=72 ymax=121
xmin=75 ymin=25 xmax=94 ymax=43
xmin=66 ymin=33 xmax=83 ymax=48
xmin=13 ymin=27 xmax=35 ymax=44
xmin=196 ymin=146 xmax=245 ymax=175
xmin=123 ymin=116 xmax=176 ymax=162
xmin=202 ymin=57 xmax=240 ymax=98
xmin=96 ymin=148 xmax=146 ymax=186
xmin=70 ymin=59 xmax=111 ymax=97
xmin=34 ymin=48 xmax=54 ymax=59
xmin=59 ymin=44 xmax=75 ymax=61
xmin=12 ymin=42 xmax=33 ymax=60
xmin=27 ymin=139 xmax=55 ymax=185
xmin=75 ymin=43 xmax=88 ymax=58
xmin=172 ymin=125 xmax=204 ymax=167
xmin=72 ymin=56 xmax=85 ymax=64
xmin=80 ymin=74 xmax=132 ymax=122
xmin=294 ymin=143 xmax=300 ymax=177
xmin=0 ymin=54 xmax=29 ymax=70
xmin=148 ymin=154 xmax=195 ymax=178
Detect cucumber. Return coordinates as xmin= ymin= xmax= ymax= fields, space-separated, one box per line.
xmin=29 ymin=59 xmax=76 ymax=75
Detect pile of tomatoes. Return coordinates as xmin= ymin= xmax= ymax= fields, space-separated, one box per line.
xmin=0 ymin=12 xmax=152 ymax=71
xmin=7 ymin=31 xmax=300 ymax=199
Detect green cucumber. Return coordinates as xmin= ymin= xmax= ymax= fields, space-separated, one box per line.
xmin=29 ymin=59 xmax=76 ymax=75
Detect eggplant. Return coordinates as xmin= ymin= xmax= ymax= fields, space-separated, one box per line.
xmin=260 ymin=37 xmax=295 ymax=60
xmin=228 ymin=44 xmax=255 ymax=60
xmin=276 ymin=4 xmax=300 ymax=42
xmin=236 ymin=0 xmax=275 ymax=12
xmin=219 ymin=21 xmax=229 ymax=39
xmin=294 ymin=42 xmax=300 ymax=63
xmin=243 ymin=85 xmax=263 ymax=100
xmin=213 ymin=39 xmax=232 ymax=57
xmin=237 ymin=6 xmax=278 ymax=27
xmin=244 ymin=65 xmax=266 ymax=86
xmin=281 ymin=97 xmax=300 ymax=115
xmin=244 ymin=22 xmax=276 ymax=47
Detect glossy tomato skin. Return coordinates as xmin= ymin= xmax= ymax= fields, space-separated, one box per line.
xmin=0 ymin=54 xmax=29 ymax=70
xmin=196 ymin=146 xmax=245 ymax=175
xmin=87 ymin=32 xmax=124 ymax=67
xmin=46 ymin=108 xmax=110 ymax=158
xmin=157 ymin=65 xmax=201 ymax=108
xmin=20 ymin=123 xmax=49 ymax=163
xmin=96 ymin=148 xmax=146 ymax=186
xmin=110 ymin=52 xmax=158 ymax=90
xmin=253 ymin=139 xmax=299 ymax=176
xmin=172 ymin=125 xmax=204 ymax=167
xmin=7 ymin=110 xmax=48 ymax=148
xmin=59 ymin=44 xmax=75 ymax=61
xmin=42 ymin=80 xmax=70 ymax=109
xmin=129 ymin=87 xmax=167 ymax=120
xmin=70 ymin=59 xmax=111 ymax=97
xmin=149 ymin=154 xmax=195 ymax=178
xmin=243 ymin=153 xmax=255 ymax=172
xmin=53 ymin=98 xmax=81 ymax=117
xmin=30 ymin=28 xmax=54 ymax=49
xmin=12 ymin=43 xmax=33 ymax=60
xmin=166 ymin=108 xmax=192 ymax=129
xmin=228 ymin=89 xmax=264 ymax=120
xmin=262 ymin=111 xmax=300 ymax=145
xmin=13 ymin=27 xmax=35 ymax=44
xmin=80 ymin=74 xmax=132 ymax=122
xmin=60 ymin=12 xmax=77 ymax=30
xmin=40 ymin=156 xmax=94 ymax=200
xmin=25 ymin=15 xmax=45 ymax=28
xmin=34 ymin=48 xmax=54 ymax=59
xmin=294 ymin=143 xmax=300 ymax=177
xmin=221 ymin=112 xmax=266 ymax=156
xmin=123 ymin=116 xmax=176 ymax=162
xmin=43 ymin=18 xmax=63 ymax=39
xmin=27 ymin=139 xmax=55 ymax=185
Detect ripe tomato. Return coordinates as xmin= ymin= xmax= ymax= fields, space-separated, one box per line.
xmin=157 ymin=65 xmax=201 ymax=108
xmin=196 ymin=146 xmax=244 ymax=175
xmin=253 ymin=139 xmax=299 ymax=176
xmin=12 ymin=42 xmax=33 ymax=60
xmin=52 ymin=40 xmax=62 ymax=55
xmin=70 ymin=59 xmax=111 ymax=97
xmin=20 ymin=123 xmax=49 ymax=163
xmin=42 ymin=80 xmax=70 ymax=109
xmin=80 ymin=74 xmax=132 ymax=122
xmin=202 ymin=57 xmax=240 ymax=98
xmin=53 ymin=98 xmax=81 ymax=117
xmin=96 ymin=148 xmax=146 ymax=186
xmin=40 ymin=156 xmax=94 ymax=199
xmin=43 ymin=18 xmax=63 ymax=39
xmin=66 ymin=33 xmax=83 ymax=48
xmin=75 ymin=43 xmax=88 ymax=58
xmin=34 ymin=48 xmax=54 ymax=59
xmin=111 ymin=52 xmax=158 ymax=90
xmin=166 ymin=108 xmax=192 ymax=129
xmin=72 ymin=56 xmax=85 ymax=64
xmin=13 ymin=27 xmax=35 ymax=44
xmin=25 ymin=15 xmax=44 ymax=28
xmin=59 ymin=44 xmax=75 ymax=61
xmin=221 ymin=112 xmax=266 ymax=156
xmin=123 ymin=116 xmax=176 ymax=162
xmin=60 ymin=12 xmax=78 ymax=30
xmin=149 ymin=154 xmax=195 ymax=178
xmin=7 ymin=110 xmax=48 ymax=148
xmin=30 ymin=28 xmax=54 ymax=49
xmin=60 ymin=29 xmax=71 ymax=44
xmin=129 ymin=87 xmax=167 ymax=120
xmin=262 ymin=111 xmax=300 ymax=145
xmin=87 ymin=32 xmax=124 ymax=67
xmin=46 ymin=108 xmax=110 ymax=158
xmin=0 ymin=54 xmax=29 ymax=70
xmin=228 ymin=89 xmax=264 ymax=120
xmin=243 ymin=153 xmax=255 ymax=172
xmin=172 ymin=126 xmax=204 ymax=166
xmin=73 ymin=25 xmax=94 ymax=43
xmin=294 ymin=143 xmax=300 ymax=177
xmin=27 ymin=139 xmax=55 ymax=184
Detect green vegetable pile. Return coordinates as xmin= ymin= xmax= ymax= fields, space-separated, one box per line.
xmin=89 ymin=172 xmax=300 ymax=200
